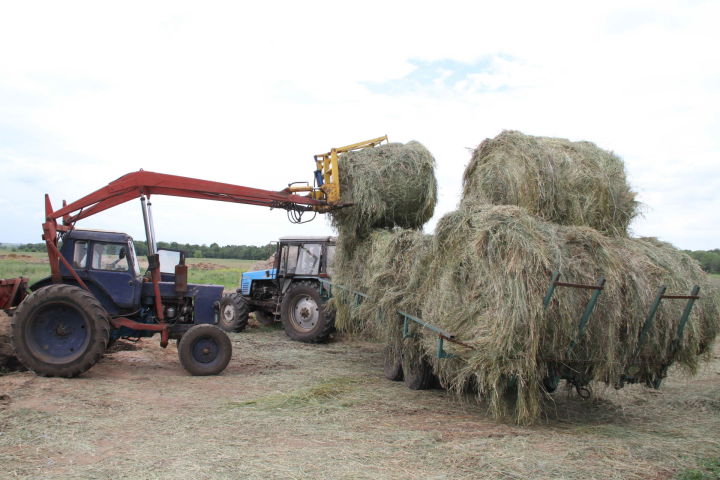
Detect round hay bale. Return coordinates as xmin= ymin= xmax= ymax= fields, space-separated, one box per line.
xmin=330 ymin=141 xmax=437 ymax=238
xmin=412 ymin=204 xmax=718 ymax=424
xmin=462 ymin=131 xmax=639 ymax=236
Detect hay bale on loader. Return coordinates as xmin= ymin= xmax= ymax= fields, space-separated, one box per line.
xmin=462 ymin=130 xmax=639 ymax=236
xmin=331 ymin=141 xmax=437 ymax=240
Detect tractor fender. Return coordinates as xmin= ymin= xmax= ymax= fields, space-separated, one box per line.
xmin=28 ymin=277 xmax=122 ymax=316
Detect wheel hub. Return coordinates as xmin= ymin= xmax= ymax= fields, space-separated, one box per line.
xmin=291 ymin=296 xmax=319 ymax=332
xmin=26 ymin=304 xmax=90 ymax=364
xmin=222 ymin=305 xmax=235 ymax=322
xmin=55 ymin=324 xmax=70 ymax=337
xmin=192 ymin=337 xmax=219 ymax=364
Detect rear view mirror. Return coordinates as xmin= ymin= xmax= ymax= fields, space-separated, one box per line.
xmin=158 ymin=249 xmax=184 ymax=274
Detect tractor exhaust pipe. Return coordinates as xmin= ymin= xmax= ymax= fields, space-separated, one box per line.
xmin=140 ymin=195 xmax=157 ymax=255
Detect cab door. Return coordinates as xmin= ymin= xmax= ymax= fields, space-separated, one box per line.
xmin=86 ymin=241 xmax=138 ymax=309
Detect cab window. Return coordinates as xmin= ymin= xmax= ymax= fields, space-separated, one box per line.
xmin=128 ymin=240 xmax=141 ymax=276
xmin=280 ymin=245 xmax=299 ymax=275
xmin=91 ymin=243 xmax=129 ymax=271
xmin=296 ymin=244 xmax=321 ymax=275
xmin=73 ymin=241 xmax=88 ymax=268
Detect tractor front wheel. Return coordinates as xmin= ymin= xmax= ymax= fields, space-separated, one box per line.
xmin=217 ymin=293 xmax=249 ymax=332
xmin=11 ymin=284 xmax=110 ymax=377
xmin=177 ymin=324 xmax=232 ymax=376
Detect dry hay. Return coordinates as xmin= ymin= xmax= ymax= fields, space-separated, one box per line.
xmin=331 ymin=229 xmax=431 ymax=339
xmin=329 ymin=132 xmax=718 ymax=424
xmin=330 ymin=141 xmax=437 ymax=240
xmin=462 ymin=130 xmax=639 ymax=236
xmin=411 ymin=204 xmax=718 ymax=423
xmin=189 ymin=262 xmax=226 ymax=271
xmin=249 ymin=254 xmax=276 ymax=272
xmin=0 ymin=312 xmax=22 ymax=371
xmin=334 ymin=205 xmax=719 ymax=424
xmin=0 ymin=254 xmax=47 ymax=264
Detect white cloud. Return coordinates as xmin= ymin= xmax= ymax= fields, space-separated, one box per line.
xmin=0 ymin=1 xmax=718 ymax=249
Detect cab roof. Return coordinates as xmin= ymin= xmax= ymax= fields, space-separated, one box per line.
xmin=65 ymin=229 xmax=134 ymax=243
xmin=278 ymin=235 xmax=336 ymax=243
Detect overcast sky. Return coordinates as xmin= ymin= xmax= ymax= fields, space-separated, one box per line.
xmin=0 ymin=1 xmax=717 ymax=250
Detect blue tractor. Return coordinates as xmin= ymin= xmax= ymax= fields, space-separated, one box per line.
xmin=218 ymin=236 xmax=336 ymax=343
xmin=12 ymin=228 xmax=231 ymax=377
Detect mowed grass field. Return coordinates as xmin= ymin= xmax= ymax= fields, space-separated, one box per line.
xmin=0 ymin=248 xmax=258 ymax=290
xmin=2 ymin=251 xmax=719 ymax=479
xmin=0 ymin=323 xmax=719 ymax=480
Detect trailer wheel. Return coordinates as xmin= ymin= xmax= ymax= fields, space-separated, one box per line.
xmin=280 ymin=281 xmax=333 ymax=343
xmin=402 ymin=353 xmax=434 ymax=390
xmin=177 ymin=324 xmax=232 ymax=376
xmin=218 ymin=293 xmax=249 ymax=332
xmin=253 ymin=310 xmax=276 ymax=326
xmin=383 ymin=345 xmax=403 ymax=381
xmin=11 ymin=284 xmax=110 ymax=378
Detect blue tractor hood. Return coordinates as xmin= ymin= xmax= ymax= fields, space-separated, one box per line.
xmin=241 ymin=268 xmax=276 ymax=295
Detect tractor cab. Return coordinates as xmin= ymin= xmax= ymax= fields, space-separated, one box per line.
xmin=49 ymin=230 xmax=143 ymax=313
xmin=224 ymin=236 xmax=336 ymax=342
xmin=240 ymin=236 xmax=336 ymax=297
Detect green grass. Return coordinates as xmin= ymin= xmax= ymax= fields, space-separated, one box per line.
xmin=0 ymin=249 xmax=258 ymax=290
xmin=187 ymin=268 xmax=247 ymax=290
xmin=0 ymin=250 xmax=50 ymax=284
xmin=185 ymin=258 xmax=257 ymax=289
xmin=676 ymin=458 xmax=720 ymax=480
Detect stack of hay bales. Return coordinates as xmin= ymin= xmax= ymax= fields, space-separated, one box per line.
xmin=330 ymin=141 xmax=437 ymax=334
xmin=330 ymin=131 xmax=719 ymax=424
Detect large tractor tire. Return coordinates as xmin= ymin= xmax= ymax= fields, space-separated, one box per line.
xmin=177 ymin=324 xmax=232 ymax=376
xmin=280 ymin=281 xmax=334 ymax=343
xmin=218 ymin=293 xmax=249 ymax=332
xmin=253 ymin=310 xmax=276 ymax=326
xmin=11 ymin=284 xmax=110 ymax=378
xmin=402 ymin=353 xmax=434 ymax=390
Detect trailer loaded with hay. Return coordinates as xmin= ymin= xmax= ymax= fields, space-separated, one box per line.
xmin=323 ymin=131 xmax=719 ymax=424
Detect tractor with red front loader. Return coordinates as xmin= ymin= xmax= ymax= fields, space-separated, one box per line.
xmin=0 ymin=136 xmax=388 ymax=377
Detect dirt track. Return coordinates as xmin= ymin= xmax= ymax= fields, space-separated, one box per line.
xmin=1 ymin=325 xmax=719 ymax=479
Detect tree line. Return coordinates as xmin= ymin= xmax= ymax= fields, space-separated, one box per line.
xmin=685 ymin=249 xmax=720 ymax=274
xmin=9 ymin=241 xmax=275 ymax=260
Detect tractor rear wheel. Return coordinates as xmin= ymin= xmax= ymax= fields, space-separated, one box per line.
xmin=402 ymin=353 xmax=434 ymax=390
xmin=11 ymin=284 xmax=110 ymax=377
xmin=280 ymin=281 xmax=334 ymax=343
xmin=218 ymin=293 xmax=249 ymax=332
xmin=177 ymin=324 xmax=232 ymax=376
